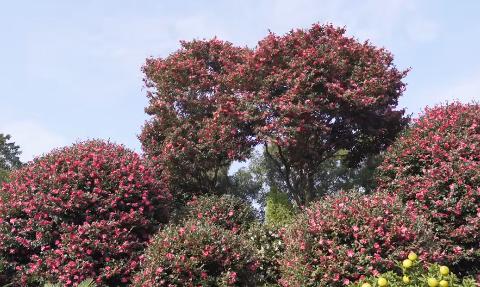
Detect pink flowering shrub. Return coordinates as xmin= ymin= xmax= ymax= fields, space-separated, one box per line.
xmin=132 ymin=220 xmax=260 ymax=286
xmin=279 ymin=192 xmax=441 ymax=287
xmin=244 ymin=224 xmax=286 ymax=285
xmin=0 ymin=140 xmax=171 ymax=286
xmin=180 ymin=195 xmax=257 ymax=233
xmin=377 ymin=102 xmax=480 ymax=274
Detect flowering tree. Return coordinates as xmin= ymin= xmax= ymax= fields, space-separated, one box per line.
xmin=377 ymin=102 xmax=480 ymax=274
xmin=140 ymin=39 xmax=256 ymax=204
xmin=0 ymin=140 xmax=171 ymax=286
xmin=140 ymin=24 xmax=409 ymax=206
xmin=245 ymin=24 xmax=409 ymax=206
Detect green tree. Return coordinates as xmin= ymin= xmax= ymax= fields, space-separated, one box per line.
xmin=0 ymin=133 xmax=22 ymax=184
xmin=265 ymin=186 xmax=295 ymax=226
xmin=244 ymin=148 xmax=382 ymax=208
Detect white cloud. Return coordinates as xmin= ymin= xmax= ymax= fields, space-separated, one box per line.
xmin=0 ymin=120 xmax=67 ymax=162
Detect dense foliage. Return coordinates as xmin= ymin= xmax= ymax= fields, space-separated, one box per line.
xmin=0 ymin=133 xmax=22 ymax=184
xmin=180 ymin=194 xmax=257 ymax=233
xmin=244 ymin=24 xmax=409 ymax=205
xmin=132 ymin=220 xmax=260 ymax=286
xmin=140 ymin=24 xmax=409 ymax=206
xmin=140 ymin=39 xmax=256 ymax=205
xmin=245 ymin=224 xmax=285 ymax=285
xmin=378 ymin=102 xmax=480 ymax=273
xmin=351 ymin=253 xmax=476 ymax=287
xmin=279 ymin=192 xmax=441 ymax=286
xmin=264 ymin=187 xmax=295 ymax=226
xmin=0 ymin=140 xmax=171 ymax=286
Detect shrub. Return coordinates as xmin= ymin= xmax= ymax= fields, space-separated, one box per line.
xmin=377 ymin=102 xmax=480 ymax=273
xmin=180 ymin=194 xmax=257 ymax=233
xmin=132 ymin=220 xmax=260 ymax=286
xmin=0 ymin=140 xmax=171 ymax=286
xmin=350 ymin=253 xmax=477 ymax=287
xmin=279 ymin=192 xmax=441 ymax=287
xmin=245 ymin=224 xmax=285 ymax=285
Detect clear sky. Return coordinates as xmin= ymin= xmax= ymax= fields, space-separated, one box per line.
xmin=1 ymin=0 xmax=479 ymax=162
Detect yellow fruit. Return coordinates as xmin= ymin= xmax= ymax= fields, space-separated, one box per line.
xmin=428 ymin=278 xmax=439 ymax=287
xmin=439 ymin=266 xmax=450 ymax=276
xmin=439 ymin=280 xmax=449 ymax=287
xmin=361 ymin=283 xmax=372 ymax=287
xmin=402 ymin=259 xmax=413 ymax=268
xmin=402 ymin=275 xmax=411 ymax=283
xmin=377 ymin=277 xmax=388 ymax=287
xmin=408 ymin=252 xmax=418 ymax=261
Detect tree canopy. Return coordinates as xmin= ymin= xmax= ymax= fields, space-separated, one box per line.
xmin=140 ymin=23 xmax=409 ymax=206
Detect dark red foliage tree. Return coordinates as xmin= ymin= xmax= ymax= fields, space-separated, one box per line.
xmin=140 ymin=39 xmax=256 ymax=204
xmin=140 ymin=24 xmax=409 ymax=206
xmin=245 ymin=24 xmax=409 ymax=206
xmin=0 ymin=140 xmax=171 ymax=286
xmin=377 ymin=102 xmax=480 ymax=274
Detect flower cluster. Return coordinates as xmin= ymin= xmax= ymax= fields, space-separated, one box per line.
xmin=278 ymin=192 xmax=441 ymax=287
xmin=244 ymin=224 xmax=286 ymax=285
xmin=180 ymin=194 xmax=257 ymax=233
xmin=132 ymin=220 xmax=260 ymax=286
xmin=0 ymin=140 xmax=171 ymax=286
xmin=377 ymin=102 xmax=480 ymax=272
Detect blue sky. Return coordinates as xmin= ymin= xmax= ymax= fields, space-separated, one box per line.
xmin=1 ymin=0 xmax=479 ymax=162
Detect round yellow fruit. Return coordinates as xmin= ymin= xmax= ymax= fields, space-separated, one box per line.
xmin=377 ymin=277 xmax=388 ymax=287
xmin=402 ymin=259 xmax=413 ymax=268
xmin=408 ymin=252 xmax=418 ymax=261
xmin=402 ymin=275 xmax=411 ymax=283
xmin=439 ymin=266 xmax=450 ymax=276
xmin=361 ymin=283 xmax=372 ymax=287
xmin=439 ymin=280 xmax=449 ymax=287
xmin=428 ymin=278 xmax=439 ymax=287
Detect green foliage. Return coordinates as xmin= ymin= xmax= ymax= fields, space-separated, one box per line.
xmin=0 ymin=134 xmax=22 ymax=185
xmin=265 ymin=187 xmax=294 ymax=226
xmin=242 ymin=149 xmax=383 ymax=210
xmin=43 ymin=278 xmax=96 ymax=287
xmin=350 ymin=257 xmax=476 ymax=287
xmin=208 ymin=165 xmax=265 ymax=211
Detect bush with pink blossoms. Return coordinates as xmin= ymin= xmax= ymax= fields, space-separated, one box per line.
xmin=377 ymin=102 xmax=480 ymax=274
xmin=0 ymin=140 xmax=171 ymax=286
xmin=278 ymin=192 xmax=441 ymax=287
xmin=132 ymin=220 xmax=260 ymax=286
xmin=179 ymin=194 xmax=257 ymax=233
